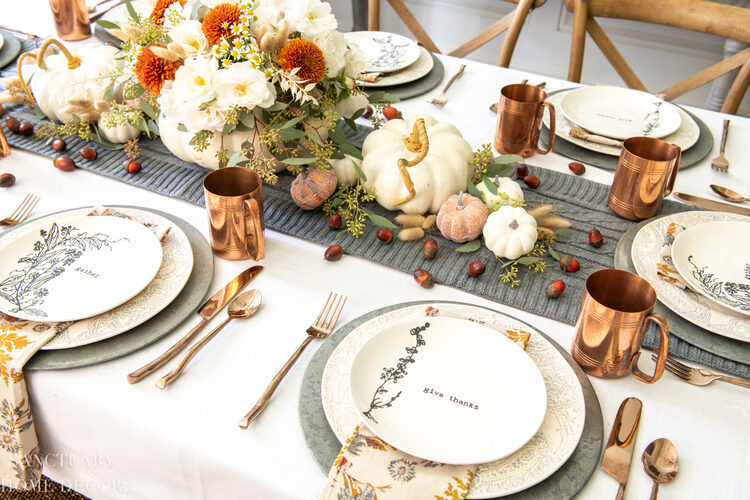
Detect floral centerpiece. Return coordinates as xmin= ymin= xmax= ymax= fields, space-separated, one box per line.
xmin=99 ymin=0 xmax=369 ymax=182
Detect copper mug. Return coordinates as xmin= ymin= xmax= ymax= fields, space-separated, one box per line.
xmin=571 ymin=269 xmax=669 ymax=383
xmin=49 ymin=0 xmax=91 ymax=41
xmin=608 ymin=137 xmax=680 ymax=221
xmin=494 ymin=83 xmax=555 ymax=157
xmin=203 ymin=167 xmax=265 ymax=261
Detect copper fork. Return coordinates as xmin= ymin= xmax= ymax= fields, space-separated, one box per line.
xmin=429 ymin=64 xmax=466 ymax=107
xmin=0 ymin=194 xmax=39 ymax=227
xmin=652 ymin=354 xmax=750 ymax=389
xmin=710 ymin=119 xmax=730 ymax=172
xmin=238 ymin=292 xmax=347 ymax=428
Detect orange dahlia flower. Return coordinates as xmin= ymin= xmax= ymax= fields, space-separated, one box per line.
xmin=149 ymin=0 xmax=186 ymax=26
xmin=134 ymin=46 xmax=181 ymax=95
xmin=201 ymin=3 xmax=242 ymax=45
xmin=277 ymin=39 xmax=326 ymax=84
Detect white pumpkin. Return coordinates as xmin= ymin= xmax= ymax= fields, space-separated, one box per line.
xmin=483 ymin=205 xmax=538 ymax=260
xmin=360 ymin=114 xmax=473 ymax=214
xmin=329 ymin=154 xmax=361 ymax=186
xmin=23 ymin=42 xmax=121 ymax=123
xmin=98 ymin=111 xmax=140 ymax=144
xmin=476 ymin=176 xmax=524 ymax=210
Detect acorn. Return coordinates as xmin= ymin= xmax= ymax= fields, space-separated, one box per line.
xmin=383 ymin=106 xmax=400 ymax=120
xmin=324 ymin=245 xmax=342 ymax=261
xmin=18 ymin=121 xmax=33 ymax=137
xmin=515 ymin=163 xmax=529 ymax=179
xmin=5 ymin=116 xmax=20 ymax=133
xmin=523 ymin=175 xmax=539 ymax=188
xmin=467 ymin=261 xmax=485 ymax=277
xmin=124 ymin=160 xmax=142 ymax=173
xmin=361 ymin=105 xmax=374 ymax=119
xmin=559 ymin=254 xmax=580 ymax=272
xmin=52 ymin=138 xmax=67 ymax=152
xmin=0 ymin=104 xmax=4 ymax=117
xmin=0 ymin=173 xmax=15 ymax=188
xmin=328 ymin=213 xmax=342 ymax=229
xmin=546 ymin=280 xmax=565 ymax=299
xmin=80 ymin=147 xmax=97 ymax=161
xmin=413 ymin=269 xmax=435 ymax=288
xmin=376 ymin=228 xmax=393 ymax=243
xmin=588 ymin=228 xmax=603 ymax=248
xmin=53 ymin=155 xmax=75 ymax=172
xmin=422 ymin=237 xmax=438 ymax=259
xmin=568 ymin=162 xmax=586 ymax=175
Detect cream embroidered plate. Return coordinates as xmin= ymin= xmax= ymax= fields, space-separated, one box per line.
xmin=671 ymin=221 xmax=750 ymax=317
xmin=544 ymin=89 xmax=699 ymax=156
xmin=560 ymin=86 xmax=682 ymax=140
xmin=631 ymin=211 xmax=750 ymax=341
xmin=0 ymin=215 xmax=163 ymax=322
xmin=357 ymin=47 xmax=434 ymax=87
xmin=322 ymin=304 xmax=586 ymax=498
xmin=345 ymin=31 xmax=421 ymax=73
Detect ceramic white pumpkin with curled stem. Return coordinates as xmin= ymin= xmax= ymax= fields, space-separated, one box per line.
xmin=360 ymin=114 xmax=474 ymax=214
xmin=483 ymin=205 xmax=538 ymax=260
xmin=476 ymin=176 xmax=524 ymax=210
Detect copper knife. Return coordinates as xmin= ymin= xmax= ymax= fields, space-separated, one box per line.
xmin=127 ymin=265 xmax=263 ymax=384
xmin=602 ymin=397 xmax=642 ymax=500
xmin=672 ymin=192 xmax=750 ymax=216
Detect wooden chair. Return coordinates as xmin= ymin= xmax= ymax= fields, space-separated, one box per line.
xmin=365 ymin=0 xmax=547 ymax=67
xmin=564 ymin=0 xmax=750 ymax=115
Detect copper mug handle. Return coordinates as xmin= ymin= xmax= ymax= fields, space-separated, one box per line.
xmin=661 ymin=145 xmax=681 ymax=197
xmin=243 ymin=198 xmax=264 ymax=261
xmin=631 ymin=312 xmax=669 ymax=384
xmin=535 ymin=102 xmax=555 ymax=155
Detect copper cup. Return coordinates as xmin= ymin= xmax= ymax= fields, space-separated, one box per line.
xmin=203 ymin=167 xmax=265 ymax=261
xmin=608 ymin=137 xmax=680 ymax=221
xmin=571 ymin=269 xmax=669 ymax=383
xmin=494 ymin=83 xmax=555 ymax=157
xmin=49 ymin=0 xmax=91 ymax=41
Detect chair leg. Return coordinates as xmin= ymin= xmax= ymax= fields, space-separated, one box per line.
xmin=448 ymin=13 xmax=513 ymax=59
xmin=721 ymin=55 xmax=750 ymax=115
xmin=568 ymin=0 xmax=587 ymax=82
xmin=587 ymin=18 xmax=647 ymax=91
xmin=386 ymin=0 xmax=440 ymax=53
xmin=497 ymin=0 xmax=537 ymax=68
xmin=368 ymin=0 xmax=379 ymax=31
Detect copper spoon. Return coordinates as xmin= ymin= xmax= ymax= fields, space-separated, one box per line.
xmin=710 ymin=184 xmax=750 ymax=203
xmin=642 ymin=438 xmax=679 ymax=500
xmin=155 ymin=289 xmax=262 ymax=389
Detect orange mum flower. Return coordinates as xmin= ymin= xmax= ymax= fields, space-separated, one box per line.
xmin=134 ymin=46 xmax=181 ymax=95
xmin=277 ymin=39 xmax=326 ymax=84
xmin=149 ymin=0 xmax=186 ymax=26
xmin=201 ymin=3 xmax=242 ymax=45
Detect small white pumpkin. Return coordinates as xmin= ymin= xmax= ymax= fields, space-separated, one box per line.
xmin=329 ymin=154 xmax=361 ymax=186
xmin=483 ymin=205 xmax=538 ymax=260
xmin=98 ymin=111 xmax=140 ymax=144
xmin=360 ymin=114 xmax=473 ymax=214
xmin=476 ymin=176 xmax=524 ymax=210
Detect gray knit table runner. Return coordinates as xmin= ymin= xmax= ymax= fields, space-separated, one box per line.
xmin=2 ymin=104 xmax=747 ymax=378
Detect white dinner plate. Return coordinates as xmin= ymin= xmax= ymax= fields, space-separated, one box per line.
xmin=357 ymin=46 xmax=434 ymax=87
xmin=322 ymin=304 xmax=585 ymax=498
xmin=631 ymin=211 xmax=750 ymax=341
xmin=544 ymin=89 xmax=699 ymax=156
xmin=671 ymin=221 xmax=750 ymax=317
xmin=0 ymin=32 xmax=5 ymax=51
xmin=0 ymin=215 xmax=163 ymax=322
xmin=349 ymin=315 xmax=547 ymax=465
xmin=345 ymin=31 xmax=421 ymax=73
xmin=560 ymin=86 xmax=682 ymax=140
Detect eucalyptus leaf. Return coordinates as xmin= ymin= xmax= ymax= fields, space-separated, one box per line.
xmin=340 ymin=143 xmax=363 ymax=160
xmin=279 ymin=128 xmax=305 ymax=141
xmin=483 ymin=177 xmax=498 ymax=195
xmin=466 ymin=178 xmax=483 ymax=199
xmin=190 ymin=0 xmax=201 ymax=20
xmin=362 ymin=209 xmax=397 ymax=229
xmin=238 ymin=112 xmax=255 ymax=129
xmin=555 ymin=228 xmax=573 ymax=237
xmin=125 ymin=0 xmax=140 ymax=22
xmin=95 ymin=20 xmax=119 ymax=30
xmin=280 ymin=114 xmax=304 ymax=129
xmin=103 ymin=86 xmax=116 ymax=102
xmin=221 ymin=122 xmax=234 ymax=136
xmin=308 ymin=133 xmax=325 ymax=147
xmin=456 ymin=240 xmax=481 ymax=253
xmin=148 ymin=120 xmax=159 ymax=135
xmin=265 ymin=100 xmax=288 ymax=112
xmin=281 ymin=157 xmax=316 ymax=165
xmin=354 ymin=163 xmax=367 ymax=181
xmin=494 ymin=155 xmax=525 ymax=165
xmin=177 ymin=123 xmax=188 ymax=132
xmin=485 ymin=163 xmax=514 ymax=178
xmin=516 ymin=256 xmax=540 ymax=265
xmin=344 ymin=117 xmax=357 ymax=132
xmin=225 ymin=151 xmax=242 ymax=168
xmin=329 ymin=124 xmax=347 ymax=145
xmin=350 ymin=107 xmax=365 ymax=120
xmin=548 ymin=246 xmax=560 ymax=261
xmin=31 ymin=105 xmax=47 ymax=120
xmin=139 ymin=100 xmax=156 ymax=120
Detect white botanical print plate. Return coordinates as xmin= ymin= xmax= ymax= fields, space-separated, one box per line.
xmin=345 ymin=31 xmax=421 ymax=73
xmin=631 ymin=211 xmax=750 ymax=341
xmin=322 ymin=304 xmax=586 ymax=498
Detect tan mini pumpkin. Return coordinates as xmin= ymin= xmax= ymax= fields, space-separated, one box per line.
xmin=436 ymin=192 xmax=489 ymax=243
xmin=291 ymin=168 xmax=337 ymax=210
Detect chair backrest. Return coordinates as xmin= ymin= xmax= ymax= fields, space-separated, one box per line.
xmin=563 ymin=0 xmax=750 ymax=114
xmin=365 ymin=0 xmax=546 ymax=67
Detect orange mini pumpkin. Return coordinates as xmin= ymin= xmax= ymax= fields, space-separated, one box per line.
xmin=290 ymin=168 xmax=337 ymax=210
xmin=436 ymin=192 xmax=489 ymax=243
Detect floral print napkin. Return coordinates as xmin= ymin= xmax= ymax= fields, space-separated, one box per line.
xmin=0 ymin=207 xmax=169 ymax=489
xmin=656 ymin=222 xmax=689 ymax=289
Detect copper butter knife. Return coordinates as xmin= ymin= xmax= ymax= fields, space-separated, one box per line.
xmin=672 ymin=192 xmax=750 ymax=216
xmin=127 ymin=265 xmax=263 ymax=383
xmin=602 ymin=397 xmax=642 ymax=500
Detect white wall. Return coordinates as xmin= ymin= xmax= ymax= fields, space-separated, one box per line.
xmin=330 ymin=0 xmax=749 ymax=115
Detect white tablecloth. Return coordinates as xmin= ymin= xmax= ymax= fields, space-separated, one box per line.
xmin=2 ymin=5 xmax=750 ymax=499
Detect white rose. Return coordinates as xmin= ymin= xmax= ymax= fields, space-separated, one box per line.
xmin=214 ymin=62 xmax=277 ymax=110
xmin=334 ymin=93 xmax=369 ymax=120
xmin=312 ymin=30 xmax=347 ymax=77
xmin=158 ymin=56 xmax=224 ymax=132
xmin=197 ymin=0 xmax=240 ymax=9
xmin=286 ymin=0 xmax=337 ymax=38
xmin=343 ymin=42 xmax=366 ymax=78
xmin=254 ymin=0 xmax=286 ymax=28
xmin=168 ymin=20 xmax=209 ymax=57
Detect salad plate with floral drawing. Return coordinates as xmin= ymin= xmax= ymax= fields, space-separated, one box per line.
xmin=671 ymin=221 xmax=750 ymax=318
xmin=0 ymin=216 xmax=163 ymax=322
xmin=349 ymin=316 xmax=547 ymax=465
xmin=344 ymin=31 xmax=421 ymax=73
xmin=560 ymin=86 xmax=682 ymax=140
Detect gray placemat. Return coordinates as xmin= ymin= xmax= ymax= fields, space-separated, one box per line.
xmin=0 ymin=30 xmax=32 ymax=77
xmin=22 ymin=206 xmax=214 ymax=370
xmin=299 ymin=300 xmax=603 ymax=500
xmin=615 ymin=217 xmax=750 ymax=378
xmin=362 ymin=52 xmax=444 ymax=100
